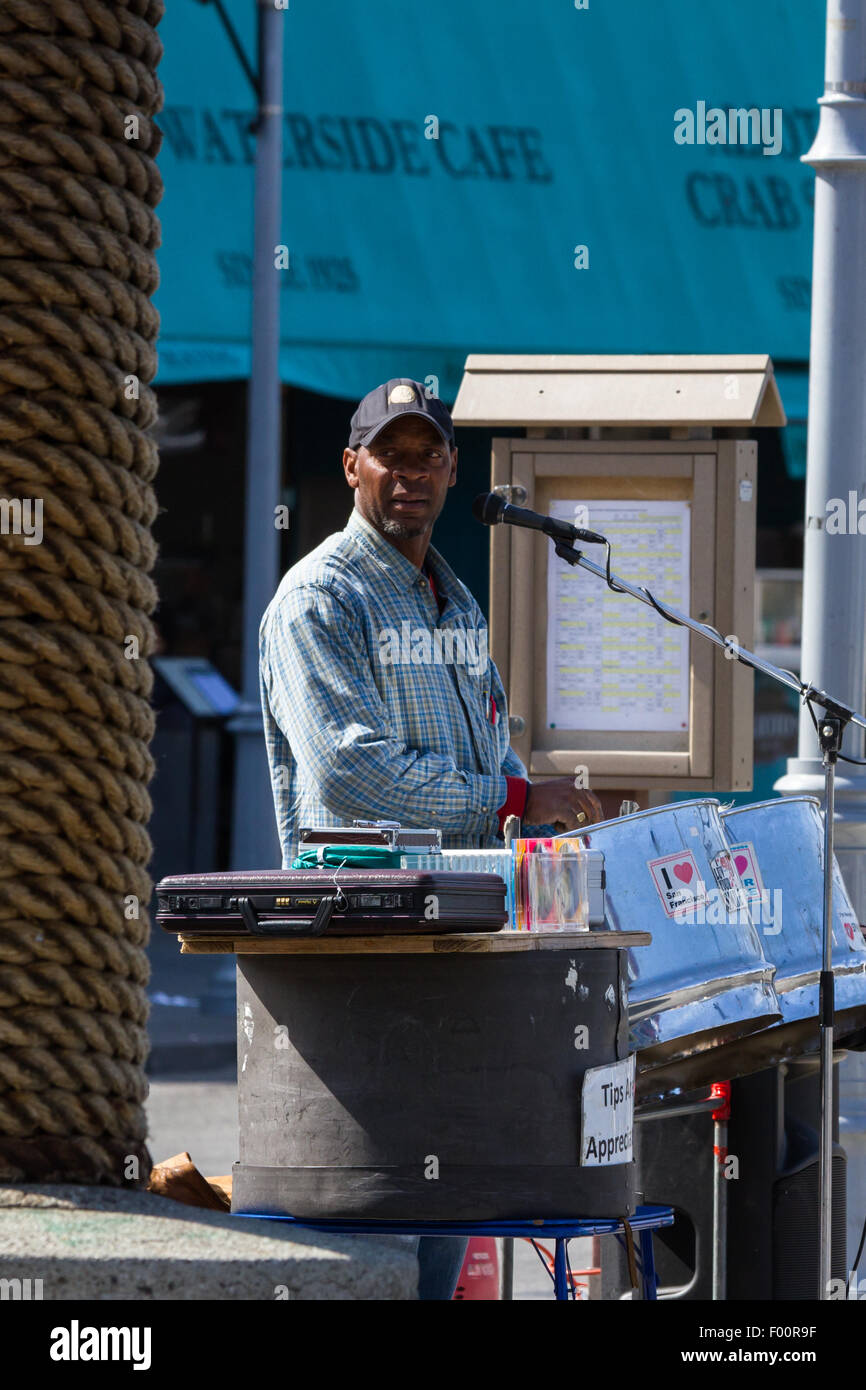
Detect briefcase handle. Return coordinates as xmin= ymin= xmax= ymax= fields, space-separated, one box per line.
xmin=237 ymin=894 xmax=336 ymax=937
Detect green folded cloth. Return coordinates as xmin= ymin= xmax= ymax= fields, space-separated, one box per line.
xmin=291 ymin=845 xmax=404 ymax=870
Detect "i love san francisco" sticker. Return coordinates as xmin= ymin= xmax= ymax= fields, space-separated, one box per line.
xmin=647 ymin=850 xmax=708 ymax=918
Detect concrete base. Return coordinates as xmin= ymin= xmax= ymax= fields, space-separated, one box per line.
xmin=0 ymin=1185 xmax=418 ymax=1300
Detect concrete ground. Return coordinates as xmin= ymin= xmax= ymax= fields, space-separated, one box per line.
xmin=145 ymin=1065 xmax=595 ymax=1300
xmin=0 ymin=1183 xmax=417 ymax=1301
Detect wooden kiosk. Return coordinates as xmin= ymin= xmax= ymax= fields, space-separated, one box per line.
xmin=452 ymin=353 xmax=783 ymax=804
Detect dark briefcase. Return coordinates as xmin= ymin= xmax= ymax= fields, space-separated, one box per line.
xmin=156 ymin=868 xmax=508 ymax=937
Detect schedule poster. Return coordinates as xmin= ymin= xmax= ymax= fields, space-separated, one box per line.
xmin=546 ymin=499 xmax=691 ymax=733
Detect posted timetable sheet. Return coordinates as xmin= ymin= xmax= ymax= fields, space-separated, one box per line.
xmin=545 ymin=498 xmax=691 ymax=733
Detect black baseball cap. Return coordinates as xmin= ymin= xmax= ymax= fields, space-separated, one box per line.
xmin=348 ymin=378 xmax=455 ymax=450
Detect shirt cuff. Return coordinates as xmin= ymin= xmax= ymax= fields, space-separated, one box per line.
xmin=496 ymin=777 xmax=529 ymax=836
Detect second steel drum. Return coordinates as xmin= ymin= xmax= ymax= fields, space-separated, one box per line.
xmin=721 ymin=796 xmax=866 ymax=1063
xmin=562 ymin=799 xmax=781 ymax=1096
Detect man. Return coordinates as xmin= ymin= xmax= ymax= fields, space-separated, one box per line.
xmin=258 ymin=379 xmax=602 ymax=1300
xmin=259 ymin=378 xmax=601 ymax=866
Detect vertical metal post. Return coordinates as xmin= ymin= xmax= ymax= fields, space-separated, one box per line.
xmin=819 ymin=726 xmax=840 ymax=1295
xmin=640 ymin=1230 xmax=658 ymax=1302
xmin=711 ymin=1081 xmax=730 ymax=1301
xmin=499 ymin=1238 xmax=514 ymax=1300
xmin=228 ymin=1 xmax=285 ymax=869
xmin=553 ymin=1240 xmax=569 ymax=1300
xmin=775 ymin=0 xmax=866 ymax=1297
xmin=778 ymin=0 xmax=866 ymax=898
xmin=711 ymin=1118 xmax=725 ymax=1299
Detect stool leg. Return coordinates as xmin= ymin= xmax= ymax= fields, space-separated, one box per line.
xmin=640 ymin=1229 xmax=657 ymax=1301
xmin=500 ymin=1238 xmax=514 ymax=1300
xmin=554 ymin=1239 xmax=569 ymax=1300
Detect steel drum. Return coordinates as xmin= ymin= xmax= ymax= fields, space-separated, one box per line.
xmin=560 ymin=799 xmax=781 ymax=1098
xmin=719 ymin=796 xmax=866 ymax=1066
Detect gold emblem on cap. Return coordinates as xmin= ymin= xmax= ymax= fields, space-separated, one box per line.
xmin=388 ymin=384 xmax=416 ymax=404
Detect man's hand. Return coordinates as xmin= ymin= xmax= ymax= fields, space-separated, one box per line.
xmin=523 ymin=778 xmax=604 ymax=832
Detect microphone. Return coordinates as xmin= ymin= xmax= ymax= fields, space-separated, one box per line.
xmin=472 ymin=492 xmax=607 ymax=545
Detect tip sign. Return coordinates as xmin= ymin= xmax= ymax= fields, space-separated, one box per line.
xmin=581 ymin=1053 xmax=635 ymax=1166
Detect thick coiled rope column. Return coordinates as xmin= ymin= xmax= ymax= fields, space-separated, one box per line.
xmin=0 ymin=0 xmax=163 ymax=1182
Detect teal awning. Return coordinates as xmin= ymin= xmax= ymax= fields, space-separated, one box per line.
xmin=155 ymin=0 xmax=823 ymax=397
xmin=774 ymin=367 xmax=809 ymax=422
xmin=773 ymin=367 xmax=809 ymax=477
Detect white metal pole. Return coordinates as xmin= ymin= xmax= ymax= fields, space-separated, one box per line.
xmin=775 ymin=0 xmax=866 ymax=1297
xmin=777 ymin=0 xmax=866 ymax=902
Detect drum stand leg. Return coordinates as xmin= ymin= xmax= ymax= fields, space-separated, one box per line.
xmin=640 ymin=1229 xmax=658 ymax=1301
xmin=711 ymin=1081 xmax=731 ymax=1300
xmin=818 ymin=716 xmax=843 ymax=1300
xmin=553 ymin=1240 xmax=569 ymax=1300
xmin=500 ymin=1237 xmax=514 ymax=1300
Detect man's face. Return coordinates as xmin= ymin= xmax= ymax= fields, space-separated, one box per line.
xmin=343 ymin=416 xmax=457 ymax=542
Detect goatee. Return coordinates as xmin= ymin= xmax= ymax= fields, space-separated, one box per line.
xmin=379 ymin=517 xmax=426 ymax=540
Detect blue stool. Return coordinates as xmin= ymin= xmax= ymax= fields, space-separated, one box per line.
xmin=236 ymin=1203 xmax=674 ymax=1301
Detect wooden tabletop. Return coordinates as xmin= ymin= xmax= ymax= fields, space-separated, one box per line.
xmin=178 ymin=929 xmax=651 ymax=956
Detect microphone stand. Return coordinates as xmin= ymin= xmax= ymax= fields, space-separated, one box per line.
xmin=551 ymin=535 xmax=866 ymax=1300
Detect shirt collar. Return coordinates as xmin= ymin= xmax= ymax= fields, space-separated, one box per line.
xmin=345 ymin=508 xmax=430 ymax=592
xmin=345 ymin=508 xmax=472 ymax=616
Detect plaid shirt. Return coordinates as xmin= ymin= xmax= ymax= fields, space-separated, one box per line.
xmin=259 ymin=507 xmax=526 ymax=865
